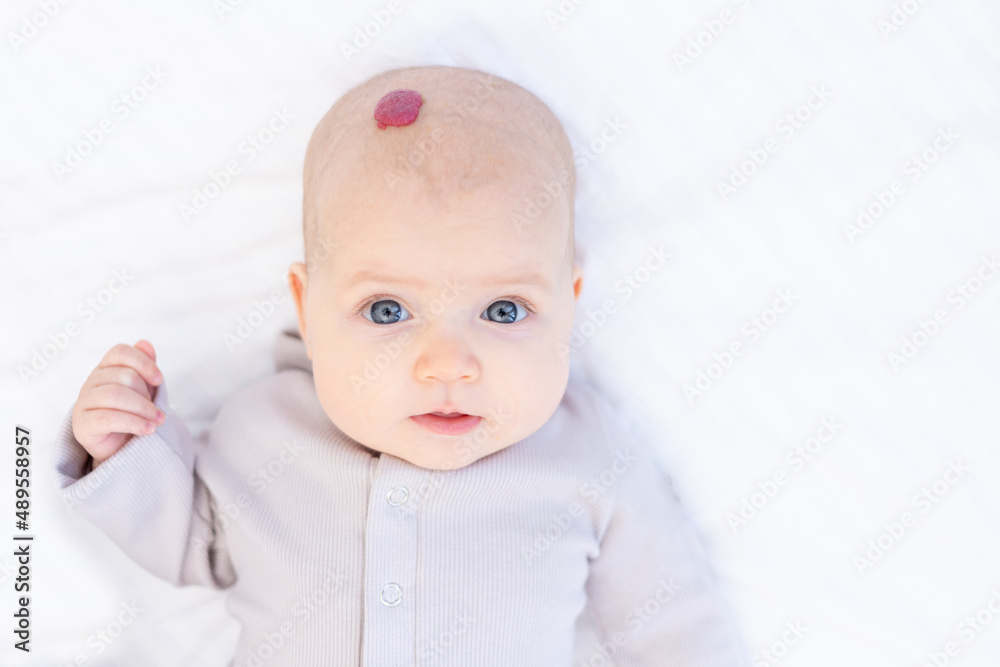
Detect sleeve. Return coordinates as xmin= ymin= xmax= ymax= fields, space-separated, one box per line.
xmin=583 ymin=410 xmax=750 ymax=666
xmin=51 ymin=380 xmax=236 ymax=590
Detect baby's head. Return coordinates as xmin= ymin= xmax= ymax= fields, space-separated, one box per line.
xmin=288 ymin=65 xmax=583 ymax=470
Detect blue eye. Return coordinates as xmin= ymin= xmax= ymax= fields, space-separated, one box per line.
xmin=364 ymin=298 xmax=411 ymax=325
xmin=482 ymin=299 xmax=528 ymax=324
xmin=360 ymin=296 xmax=531 ymax=325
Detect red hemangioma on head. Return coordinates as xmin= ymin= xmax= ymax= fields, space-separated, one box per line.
xmin=374 ymin=89 xmax=423 ymax=129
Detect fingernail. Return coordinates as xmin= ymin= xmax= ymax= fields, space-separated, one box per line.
xmin=153 ymin=371 xmax=163 ymax=383
xmin=156 ymin=409 xmax=165 ymax=422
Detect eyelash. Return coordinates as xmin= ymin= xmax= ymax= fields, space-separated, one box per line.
xmin=354 ymin=294 xmax=536 ymax=318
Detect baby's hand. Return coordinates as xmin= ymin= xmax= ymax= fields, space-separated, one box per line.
xmin=71 ymin=340 xmax=165 ymax=471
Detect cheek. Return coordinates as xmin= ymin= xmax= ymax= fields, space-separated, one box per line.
xmin=310 ymin=353 xmax=349 ymax=414
xmin=528 ymin=314 xmax=573 ymax=363
xmin=306 ymin=323 xmax=362 ymax=400
xmin=311 ymin=325 xmax=407 ymax=401
xmin=523 ymin=344 xmax=568 ymax=396
xmin=488 ymin=330 xmax=568 ymax=394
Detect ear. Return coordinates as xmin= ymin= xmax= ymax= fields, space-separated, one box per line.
xmin=571 ymin=264 xmax=584 ymax=301
xmin=288 ymin=262 xmax=312 ymax=359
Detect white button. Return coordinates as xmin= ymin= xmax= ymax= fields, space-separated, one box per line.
xmin=381 ymin=583 xmax=402 ymax=606
xmin=387 ymin=486 xmax=409 ymax=506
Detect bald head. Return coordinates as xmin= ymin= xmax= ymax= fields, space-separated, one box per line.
xmin=301 ymin=65 xmax=576 ymax=267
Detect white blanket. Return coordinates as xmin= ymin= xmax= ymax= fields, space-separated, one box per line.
xmin=3 ymin=0 xmax=999 ymax=664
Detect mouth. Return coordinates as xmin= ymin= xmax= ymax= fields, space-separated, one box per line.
xmin=410 ymin=412 xmax=483 ymax=436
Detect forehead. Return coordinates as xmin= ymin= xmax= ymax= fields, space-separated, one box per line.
xmin=342 ymin=264 xmax=555 ymax=293
xmin=325 ymin=180 xmax=570 ymax=287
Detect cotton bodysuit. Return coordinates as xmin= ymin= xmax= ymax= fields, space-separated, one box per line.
xmin=53 ymin=327 xmax=747 ymax=666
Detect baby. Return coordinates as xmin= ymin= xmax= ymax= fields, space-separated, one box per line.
xmin=54 ymin=65 xmax=748 ymax=666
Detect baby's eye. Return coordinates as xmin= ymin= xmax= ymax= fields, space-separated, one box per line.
xmin=363 ymin=298 xmax=411 ymax=325
xmin=482 ymin=299 xmax=528 ymax=324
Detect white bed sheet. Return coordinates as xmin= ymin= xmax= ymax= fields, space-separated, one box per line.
xmin=2 ymin=0 xmax=1000 ymax=664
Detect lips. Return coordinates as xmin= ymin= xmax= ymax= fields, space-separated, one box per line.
xmin=410 ymin=412 xmax=482 ymax=436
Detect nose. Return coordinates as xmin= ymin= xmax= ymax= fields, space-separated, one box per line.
xmin=414 ymin=328 xmax=481 ymax=384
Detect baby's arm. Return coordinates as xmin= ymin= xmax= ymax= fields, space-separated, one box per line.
xmin=584 ymin=415 xmax=750 ymax=666
xmin=54 ymin=341 xmax=235 ymax=589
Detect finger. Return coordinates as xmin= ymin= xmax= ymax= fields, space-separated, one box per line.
xmin=131 ymin=342 xmax=161 ymax=400
xmin=134 ymin=339 xmax=156 ymax=363
xmin=99 ymin=343 xmax=162 ymax=388
xmin=80 ymin=384 xmax=162 ymax=423
xmin=86 ymin=366 xmax=152 ymax=401
xmin=82 ymin=408 xmax=159 ymax=439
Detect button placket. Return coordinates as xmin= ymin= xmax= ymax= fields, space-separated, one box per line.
xmin=362 ymin=455 xmax=432 ymax=665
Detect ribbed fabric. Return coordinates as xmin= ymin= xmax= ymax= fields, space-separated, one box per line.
xmin=52 ymin=328 xmax=748 ymax=666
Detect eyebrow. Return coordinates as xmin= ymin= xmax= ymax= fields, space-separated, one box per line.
xmin=344 ymin=270 xmax=552 ymax=292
